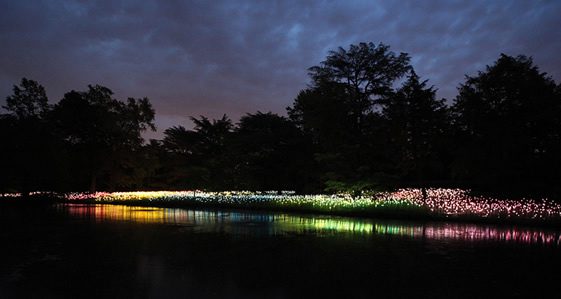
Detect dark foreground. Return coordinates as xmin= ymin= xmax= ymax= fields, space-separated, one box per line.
xmin=1 ymin=204 xmax=560 ymax=298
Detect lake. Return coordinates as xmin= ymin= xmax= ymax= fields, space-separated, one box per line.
xmin=1 ymin=203 xmax=560 ymax=298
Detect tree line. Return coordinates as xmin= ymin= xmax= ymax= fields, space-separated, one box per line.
xmin=1 ymin=42 xmax=560 ymax=196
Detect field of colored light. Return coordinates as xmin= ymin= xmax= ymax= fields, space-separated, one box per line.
xmin=4 ymin=188 xmax=561 ymax=222
xmin=58 ymin=188 xmax=561 ymax=222
xmin=65 ymin=190 xmax=423 ymax=215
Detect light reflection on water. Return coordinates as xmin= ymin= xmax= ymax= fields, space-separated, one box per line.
xmin=60 ymin=204 xmax=561 ymax=246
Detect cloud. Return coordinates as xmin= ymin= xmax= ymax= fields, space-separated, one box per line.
xmin=1 ymin=0 xmax=560 ymax=137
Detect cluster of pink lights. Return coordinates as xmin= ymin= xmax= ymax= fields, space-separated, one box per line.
xmin=389 ymin=188 xmax=561 ymax=220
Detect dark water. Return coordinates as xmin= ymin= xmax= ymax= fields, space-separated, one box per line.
xmin=1 ymin=204 xmax=560 ymax=298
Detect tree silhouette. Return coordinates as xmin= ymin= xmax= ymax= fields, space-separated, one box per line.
xmin=288 ymin=42 xmax=411 ymax=191
xmin=1 ymin=78 xmax=55 ymax=195
xmin=161 ymin=115 xmax=233 ymax=190
xmin=380 ymin=70 xmax=450 ymax=184
xmin=52 ymin=85 xmax=155 ymax=192
xmin=3 ymin=78 xmax=50 ymax=119
xmin=231 ymin=112 xmax=315 ymax=191
xmin=308 ymin=42 xmax=411 ymax=126
xmin=452 ymin=54 xmax=561 ymax=193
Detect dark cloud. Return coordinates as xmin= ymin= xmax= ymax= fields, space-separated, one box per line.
xmin=1 ymin=0 xmax=560 ymax=138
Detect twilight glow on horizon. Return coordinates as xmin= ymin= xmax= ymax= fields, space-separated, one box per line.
xmin=1 ymin=0 xmax=560 ymax=138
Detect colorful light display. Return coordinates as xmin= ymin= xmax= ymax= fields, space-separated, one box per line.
xmin=60 ymin=189 xmax=561 ymax=221
xmin=388 ymin=188 xmax=561 ymax=220
xmin=5 ymin=188 xmax=561 ymax=222
xmin=65 ymin=190 xmax=420 ymax=214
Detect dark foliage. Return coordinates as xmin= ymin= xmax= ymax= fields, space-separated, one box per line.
xmin=379 ymin=70 xmax=451 ymax=183
xmin=160 ymin=115 xmax=233 ymax=190
xmin=230 ymin=112 xmax=316 ymax=192
xmin=0 ymin=79 xmax=56 ymax=195
xmin=288 ymin=42 xmax=411 ymax=192
xmin=451 ymin=54 xmax=561 ymax=194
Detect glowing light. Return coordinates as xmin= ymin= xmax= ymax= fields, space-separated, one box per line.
xmin=60 ymin=189 xmax=561 ymax=221
xmin=388 ymin=188 xmax=561 ymax=221
xmin=5 ymin=188 xmax=561 ymax=222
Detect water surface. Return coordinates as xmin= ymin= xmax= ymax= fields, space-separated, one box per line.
xmin=1 ymin=203 xmax=560 ymax=298
xmin=62 ymin=204 xmax=561 ymax=245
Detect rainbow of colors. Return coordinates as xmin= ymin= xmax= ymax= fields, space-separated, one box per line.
xmin=4 ymin=189 xmax=561 ymax=221
xmin=60 ymin=188 xmax=561 ymax=221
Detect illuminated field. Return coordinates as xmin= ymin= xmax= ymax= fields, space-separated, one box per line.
xmin=392 ymin=188 xmax=561 ymax=220
xmin=65 ymin=190 xmax=423 ymax=215
xmin=4 ymin=188 xmax=561 ymax=223
xmin=59 ymin=188 xmax=561 ymax=222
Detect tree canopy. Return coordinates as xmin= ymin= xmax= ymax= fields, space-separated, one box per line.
xmin=3 ymin=78 xmax=50 ymax=120
xmin=288 ymin=42 xmax=412 ymax=192
xmin=452 ymin=54 xmax=561 ymax=193
xmin=52 ymin=85 xmax=155 ymax=192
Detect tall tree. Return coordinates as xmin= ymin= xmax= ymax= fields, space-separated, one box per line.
xmin=52 ymin=85 xmax=155 ymax=192
xmin=288 ymin=42 xmax=411 ymax=191
xmin=1 ymin=78 xmax=53 ymax=195
xmin=452 ymin=54 xmax=561 ymax=193
xmin=307 ymin=42 xmax=411 ymax=125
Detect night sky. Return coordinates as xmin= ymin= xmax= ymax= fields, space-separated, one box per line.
xmin=1 ymin=0 xmax=560 ymax=139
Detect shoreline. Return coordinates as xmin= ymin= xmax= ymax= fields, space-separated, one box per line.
xmin=3 ymin=196 xmax=561 ymax=229
xmin=90 ymin=199 xmax=561 ymax=229
xmin=3 ymin=190 xmax=561 ymax=228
